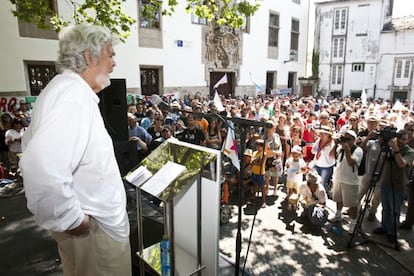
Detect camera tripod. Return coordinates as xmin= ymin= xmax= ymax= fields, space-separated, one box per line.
xmin=348 ymin=143 xmax=400 ymax=251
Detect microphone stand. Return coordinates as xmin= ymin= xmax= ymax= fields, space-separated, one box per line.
xmin=150 ymin=95 xmax=270 ymax=274
xmin=220 ymin=117 xmax=268 ymax=276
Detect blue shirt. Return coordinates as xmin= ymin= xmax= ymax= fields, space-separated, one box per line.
xmin=128 ymin=123 xmax=152 ymax=151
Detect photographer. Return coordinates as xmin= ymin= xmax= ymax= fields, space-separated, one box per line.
xmin=400 ymin=122 xmax=414 ymax=230
xmin=358 ymin=117 xmax=381 ymax=221
xmin=373 ymin=129 xmax=414 ymax=242
xmin=331 ymin=130 xmax=364 ymax=233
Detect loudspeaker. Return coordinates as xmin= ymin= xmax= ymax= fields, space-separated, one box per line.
xmin=99 ymin=79 xmax=128 ymax=142
xmin=114 ymin=141 xmax=139 ymax=177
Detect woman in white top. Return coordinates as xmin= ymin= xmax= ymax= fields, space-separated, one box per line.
xmin=311 ymin=125 xmax=336 ymax=194
xmin=5 ymin=118 xmax=24 ymax=168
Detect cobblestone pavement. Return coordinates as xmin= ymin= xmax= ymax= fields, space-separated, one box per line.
xmin=2 ymin=181 xmax=414 ymax=275
xmin=219 ymin=183 xmax=414 ymax=276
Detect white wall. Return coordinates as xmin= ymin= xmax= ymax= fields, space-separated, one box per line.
xmin=0 ymin=0 xmax=310 ymax=96
xmin=241 ymin=0 xmax=309 ymax=87
xmin=377 ymin=29 xmax=414 ymax=101
xmin=0 ymin=2 xmax=58 ymax=93
xmin=316 ymin=0 xmax=388 ymax=97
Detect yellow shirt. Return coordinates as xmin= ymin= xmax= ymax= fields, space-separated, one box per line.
xmin=251 ymin=150 xmax=266 ymax=175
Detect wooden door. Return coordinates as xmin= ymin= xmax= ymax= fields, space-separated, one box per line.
xmin=210 ymin=72 xmax=234 ymax=98
xmin=140 ymin=68 xmax=159 ymax=96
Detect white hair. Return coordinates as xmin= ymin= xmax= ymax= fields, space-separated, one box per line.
xmin=56 ymin=23 xmax=119 ymax=74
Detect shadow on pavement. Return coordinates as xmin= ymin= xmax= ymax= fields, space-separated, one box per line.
xmin=0 ymin=194 xmax=62 ymax=276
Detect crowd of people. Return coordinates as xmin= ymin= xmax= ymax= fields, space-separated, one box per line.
xmin=0 ymin=103 xmax=31 ymax=178
xmin=10 ymin=22 xmax=413 ymax=275
xmin=127 ymin=93 xmax=414 ymax=240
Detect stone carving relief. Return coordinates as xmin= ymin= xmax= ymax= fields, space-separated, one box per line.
xmin=205 ymin=27 xmax=241 ymax=69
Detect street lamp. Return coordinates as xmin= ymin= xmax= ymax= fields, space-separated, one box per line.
xmin=284 ymin=50 xmax=296 ymax=63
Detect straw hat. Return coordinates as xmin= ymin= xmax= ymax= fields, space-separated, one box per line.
xmin=317 ymin=125 xmax=333 ymax=136
xmin=175 ymin=119 xmax=187 ymax=129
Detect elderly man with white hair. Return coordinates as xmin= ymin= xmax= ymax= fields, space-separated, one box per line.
xmin=20 ymin=24 xmax=132 ymax=275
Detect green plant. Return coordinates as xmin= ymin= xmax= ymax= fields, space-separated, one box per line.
xmin=312 ymin=50 xmax=319 ymax=78
xmin=10 ymin=0 xmax=136 ymax=42
xmin=9 ymin=0 xmax=262 ymax=42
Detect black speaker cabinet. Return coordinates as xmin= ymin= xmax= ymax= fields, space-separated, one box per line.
xmin=114 ymin=140 xmax=139 ymax=177
xmin=99 ymin=79 xmax=128 ymax=142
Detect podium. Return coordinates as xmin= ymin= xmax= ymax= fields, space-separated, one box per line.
xmin=125 ymin=139 xmax=221 ymax=276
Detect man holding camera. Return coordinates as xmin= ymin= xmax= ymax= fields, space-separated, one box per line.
xmin=331 ymin=130 xmax=364 ymax=232
xmin=373 ymin=129 xmax=414 ymax=242
xmin=358 ymin=116 xmax=382 ymax=221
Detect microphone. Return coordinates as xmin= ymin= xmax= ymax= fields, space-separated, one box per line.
xmin=151 ymin=94 xmax=172 ymax=111
xmin=151 ymin=94 xmax=270 ymax=129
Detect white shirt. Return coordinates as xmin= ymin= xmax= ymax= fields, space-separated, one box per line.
xmin=5 ymin=128 xmax=24 ymax=153
xmin=312 ymin=138 xmax=336 ymax=168
xmin=333 ymin=144 xmax=363 ymax=185
xmin=298 ymin=182 xmax=327 ymax=207
xmin=285 ymin=157 xmax=307 ymax=182
xmin=20 ymin=71 xmax=129 ymax=242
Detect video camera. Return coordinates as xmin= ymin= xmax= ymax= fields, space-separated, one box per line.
xmin=378 ymin=126 xmax=398 ymax=143
xmin=337 ymin=135 xmax=352 ymax=144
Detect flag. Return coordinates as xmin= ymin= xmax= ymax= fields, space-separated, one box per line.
xmin=249 ymin=72 xmax=265 ymax=96
xmin=361 ymin=89 xmax=367 ymax=106
xmin=393 ymin=99 xmax=404 ymax=111
xmin=223 ymin=123 xmax=240 ymax=171
xmin=213 ymin=73 xmax=228 ymax=89
xmin=213 ymin=90 xmax=225 ymax=112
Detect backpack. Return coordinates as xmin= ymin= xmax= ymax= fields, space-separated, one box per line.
xmin=351 ymin=145 xmax=366 ymax=176
xmin=339 ymin=145 xmax=366 ymax=176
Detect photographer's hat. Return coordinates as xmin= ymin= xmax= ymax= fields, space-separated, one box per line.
xmin=345 ymin=129 xmax=357 ymax=138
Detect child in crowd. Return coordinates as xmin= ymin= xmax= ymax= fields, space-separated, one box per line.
xmin=284 ymin=145 xmax=307 ymax=210
xmin=250 ymin=139 xmax=267 ymax=208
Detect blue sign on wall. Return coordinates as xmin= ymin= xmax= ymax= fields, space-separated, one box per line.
xmin=177 ymin=40 xmax=183 ymax=47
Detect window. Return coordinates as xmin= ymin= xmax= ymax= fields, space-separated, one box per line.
xmin=191 ymin=13 xmax=207 ymax=25
xmin=27 ymin=62 xmax=57 ymax=96
xmin=139 ymin=0 xmax=160 ymax=28
xmin=341 ymin=9 xmax=347 ymax=29
xmin=334 ymin=8 xmax=347 ymax=30
xmin=404 ymin=61 xmax=411 ymax=78
xmin=268 ymin=13 xmax=280 ymax=47
xmin=395 ymin=60 xmax=412 ymax=79
xmin=331 ymin=65 xmax=343 ymax=85
xmin=396 ymin=60 xmax=403 ymax=78
xmin=191 ymin=2 xmax=207 ymax=25
xmin=290 ymin=19 xmax=300 ymax=53
xmin=332 ymin=37 xmax=345 ymax=58
xmin=352 ymin=63 xmax=365 ymax=72
xmin=18 ymin=0 xmax=58 ymax=39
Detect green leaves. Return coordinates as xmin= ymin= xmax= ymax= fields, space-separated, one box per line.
xmin=10 ymin=0 xmax=136 ymax=42
xmin=184 ymin=0 xmax=262 ymax=29
xmin=9 ymin=0 xmax=262 ymax=42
